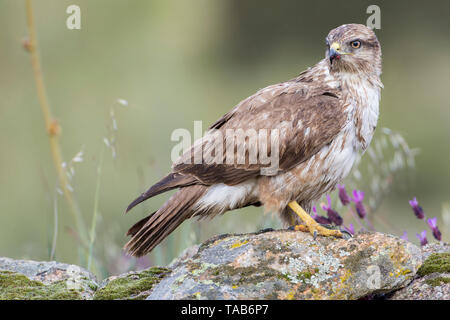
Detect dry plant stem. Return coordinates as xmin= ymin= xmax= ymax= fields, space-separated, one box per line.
xmin=363 ymin=215 xmax=376 ymax=231
xmin=346 ymin=207 xmax=366 ymax=230
xmin=87 ymin=147 xmax=105 ymax=271
xmin=25 ymin=0 xmax=86 ymax=244
xmin=50 ymin=193 xmax=58 ymax=260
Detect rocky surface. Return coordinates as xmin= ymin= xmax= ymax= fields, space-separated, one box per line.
xmin=0 ymin=230 xmax=447 ymax=300
xmin=0 ymin=257 xmax=98 ymax=299
xmin=148 ymin=229 xmax=422 ymax=300
xmin=388 ymin=243 xmax=450 ymax=300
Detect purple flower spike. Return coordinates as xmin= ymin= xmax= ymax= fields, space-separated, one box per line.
xmin=337 ymin=184 xmax=351 ymax=206
xmin=327 ymin=209 xmax=343 ymax=226
xmin=352 ymin=190 xmax=365 ymax=202
xmin=400 ymin=231 xmax=409 ymax=241
xmin=409 ymin=197 xmax=425 ymax=219
xmin=311 ymin=206 xmax=332 ymax=225
xmin=315 ymin=215 xmax=332 ymax=225
xmin=416 ymin=230 xmax=428 ymax=246
xmin=320 ymin=195 xmax=332 ymax=212
xmin=344 ymin=223 xmax=355 ymax=235
xmin=427 ymin=217 xmax=442 ymax=241
xmin=321 ymin=195 xmax=343 ymax=226
xmin=352 ymin=190 xmax=366 ymax=219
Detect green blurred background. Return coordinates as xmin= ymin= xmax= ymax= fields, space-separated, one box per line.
xmin=1 ymin=0 xmax=449 ymax=278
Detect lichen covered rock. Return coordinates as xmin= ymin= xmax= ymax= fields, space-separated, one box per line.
xmin=94 ymin=267 xmax=170 ymax=300
xmin=3 ymin=231 xmax=446 ymax=300
xmin=389 ymin=243 xmax=450 ymax=300
xmin=0 ymin=257 xmax=98 ymax=300
xmin=147 ymin=229 xmax=422 ymax=300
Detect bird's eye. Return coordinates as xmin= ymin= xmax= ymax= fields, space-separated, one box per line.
xmin=350 ymin=40 xmax=361 ymax=49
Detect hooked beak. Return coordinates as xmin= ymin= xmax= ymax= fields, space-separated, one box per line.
xmin=329 ymin=42 xmax=341 ymax=64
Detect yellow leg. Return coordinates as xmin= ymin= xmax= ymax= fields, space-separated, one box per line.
xmin=288 ymin=201 xmax=342 ymax=238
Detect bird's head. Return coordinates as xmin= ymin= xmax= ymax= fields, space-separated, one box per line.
xmin=325 ymin=24 xmax=381 ymax=76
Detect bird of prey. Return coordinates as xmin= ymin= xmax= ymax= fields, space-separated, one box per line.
xmin=125 ymin=24 xmax=383 ymax=257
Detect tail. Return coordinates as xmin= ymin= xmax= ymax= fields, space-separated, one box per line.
xmin=124 ymin=185 xmax=206 ymax=256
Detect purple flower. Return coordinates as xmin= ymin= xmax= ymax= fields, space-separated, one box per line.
xmin=337 ymin=184 xmax=351 ymax=206
xmin=321 ymin=195 xmax=343 ymax=226
xmin=409 ymin=197 xmax=425 ymax=219
xmin=400 ymin=231 xmax=409 ymax=241
xmin=344 ymin=223 xmax=355 ymax=235
xmin=416 ymin=230 xmax=428 ymax=246
xmin=352 ymin=190 xmax=366 ymax=219
xmin=427 ymin=217 xmax=442 ymax=241
xmin=311 ymin=206 xmax=332 ymax=225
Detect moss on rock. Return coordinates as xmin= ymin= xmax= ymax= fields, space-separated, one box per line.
xmin=417 ymin=253 xmax=450 ymax=276
xmin=0 ymin=271 xmax=83 ymax=300
xmin=425 ymin=276 xmax=450 ymax=287
xmin=93 ymin=267 xmax=170 ymax=300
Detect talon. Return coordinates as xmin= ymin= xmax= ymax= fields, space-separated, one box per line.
xmin=288 ymin=201 xmax=343 ymax=239
xmin=309 ymin=223 xmax=343 ymax=238
xmin=341 ymin=229 xmax=353 ymax=239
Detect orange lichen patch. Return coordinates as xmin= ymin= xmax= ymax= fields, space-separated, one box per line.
xmin=285 ymin=289 xmax=296 ymax=300
xmin=230 ymin=240 xmax=249 ymax=249
xmin=392 ymin=268 xmax=412 ymax=278
xmin=340 ymin=269 xmax=352 ymax=283
xmin=232 ymin=249 xmax=258 ymax=268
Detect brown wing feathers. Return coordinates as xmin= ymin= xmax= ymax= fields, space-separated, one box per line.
xmin=126 ymin=214 xmax=153 ymax=237
xmin=125 ymin=185 xmax=206 ymax=256
xmin=125 ymin=78 xmax=345 ymax=256
xmin=125 ymin=172 xmax=198 ymax=213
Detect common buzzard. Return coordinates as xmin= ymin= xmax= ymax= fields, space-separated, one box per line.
xmin=125 ymin=24 xmax=383 ymax=256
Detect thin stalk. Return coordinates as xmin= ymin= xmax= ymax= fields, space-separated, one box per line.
xmin=50 ymin=192 xmax=58 ymax=260
xmin=87 ymin=147 xmax=105 ymax=271
xmin=346 ymin=206 xmax=366 ymax=230
xmin=363 ymin=215 xmax=376 ymax=232
xmin=25 ymin=0 xmax=87 ymax=245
